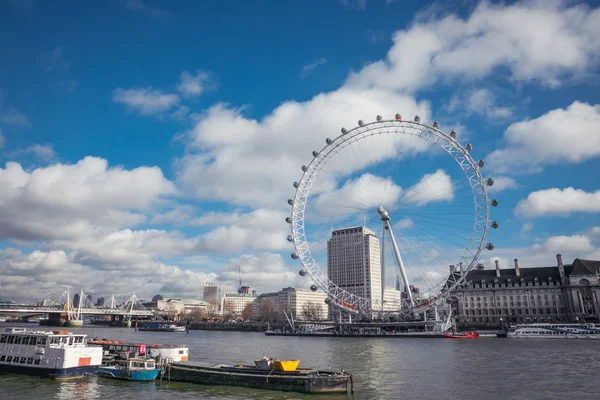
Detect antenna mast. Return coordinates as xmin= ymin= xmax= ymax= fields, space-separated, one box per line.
xmin=239 ymin=265 xmax=242 ymax=288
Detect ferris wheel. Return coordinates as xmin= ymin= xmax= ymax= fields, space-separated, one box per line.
xmin=286 ymin=114 xmax=499 ymax=318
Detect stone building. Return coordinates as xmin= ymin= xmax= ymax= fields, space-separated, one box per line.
xmin=447 ymin=254 xmax=600 ymax=328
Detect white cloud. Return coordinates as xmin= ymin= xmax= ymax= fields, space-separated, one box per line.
xmin=0 ymin=156 xmax=175 ymax=241
xmin=124 ymin=0 xmax=169 ymax=18
xmin=176 ymin=89 xmax=431 ymax=208
xmin=480 ymin=232 xmax=600 ymax=272
xmin=340 ymin=0 xmax=366 ymax=10
xmin=464 ymin=89 xmax=513 ymax=118
xmin=301 ymin=58 xmax=328 ymax=76
xmin=520 ymin=222 xmax=534 ymax=239
xmin=41 ymin=47 xmax=70 ymax=72
xmin=177 ymin=70 xmax=215 ymax=97
xmin=219 ymin=253 xmax=300 ymax=293
xmin=313 ymin=173 xmax=402 ymax=221
xmin=0 ymin=108 xmax=30 ymax=127
xmin=487 ymin=101 xmax=600 ymax=173
xmin=345 ymin=1 xmax=600 ymax=92
xmin=401 ymin=169 xmax=453 ymax=206
xmin=515 ymin=187 xmax=600 ymax=218
xmin=487 ymin=176 xmax=518 ymax=193
xmin=112 ymin=87 xmax=180 ymax=116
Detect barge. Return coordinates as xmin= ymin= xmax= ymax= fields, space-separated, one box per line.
xmin=167 ymin=360 xmax=353 ymax=394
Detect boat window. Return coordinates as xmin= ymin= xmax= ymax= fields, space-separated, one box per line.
xmin=0 ymin=335 xmax=6 ymax=343
xmin=68 ymin=337 xmax=74 ymax=346
xmin=34 ymin=359 xmax=40 ymax=365
xmin=14 ymin=336 xmax=22 ymax=345
xmin=74 ymin=336 xmax=83 ymax=344
xmin=0 ymin=356 xmax=5 ymax=361
xmin=37 ymin=337 xmax=47 ymax=346
xmin=19 ymin=357 xmax=26 ymax=364
xmin=6 ymin=356 xmax=12 ymax=362
xmin=7 ymin=335 xmax=14 ymax=344
xmin=147 ymin=361 xmax=155 ymax=368
xmin=179 ymin=350 xmax=184 ymax=354
xmin=27 ymin=358 xmax=33 ymax=364
xmin=22 ymin=336 xmax=30 ymax=345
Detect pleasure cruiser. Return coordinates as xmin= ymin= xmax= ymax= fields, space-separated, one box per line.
xmin=0 ymin=327 xmax=102 ymax=379
xmin=507 ymin=323 xmax=600 ymax=339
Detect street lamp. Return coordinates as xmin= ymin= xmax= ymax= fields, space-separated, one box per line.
xmin=499 ymin=317 xmax=504 ymax=332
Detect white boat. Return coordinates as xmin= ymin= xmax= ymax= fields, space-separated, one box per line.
xmin=146 ymin=343 xmax=189 ymax=362
xmin=507 ymin=323 xmax=600 ymax=339
xmin=0 ymin=327 xmax=103 ymax=379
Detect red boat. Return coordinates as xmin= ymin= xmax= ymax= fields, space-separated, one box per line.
xmin=443 ymin=331 xmax=480 ymax=339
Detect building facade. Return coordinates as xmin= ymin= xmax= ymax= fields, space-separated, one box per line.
xmin=448 ymin=255 xmax=600 ymax=328
xmin=277 ymin=287 xmax=328 ymax=320
xmin=382 ymin=287 xmax=402 ymax=311
xmin=327 ymin=226 xmax=382 ymax=311
xmin=221 ymin=293 xmax=256 ymax=316
xmin=203 ymin=283 xmax=219 ymax=305
xmin=156 ymin=298 xmax=209 ymax=317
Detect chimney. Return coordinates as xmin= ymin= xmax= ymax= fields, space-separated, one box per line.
xmin=495 ymin=260 xmax=500 ymax=278
xmin=514 ymin=258 xmax=520 ymax=277
xmin=449 ymin=265 xmax=456 ymax=274
xmin=557 ymin=253 xmax=566 ymax=283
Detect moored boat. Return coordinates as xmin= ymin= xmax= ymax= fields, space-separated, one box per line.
xmin=443 ymin=331 xmax=480 ymax=339
xmin=98 ymin=358 xmax=161 ymax=381
xmin=138 ymin=322 xmax=186 ymax=332
xmin=507 ymin=323 xmax=600 ymax=339
xmin=88 ymin=339 xmax=189 ymax=363
xmin=0 ymin=327 xmax=102 ymax=379
xmin=167 ymin=358 xmax=353 ymax=394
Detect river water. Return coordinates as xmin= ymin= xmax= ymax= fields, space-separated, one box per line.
xmin=1 ymin=324 xmax=599 ymax=400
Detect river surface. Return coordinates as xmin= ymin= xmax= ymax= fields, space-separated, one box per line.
xmin=1 ymin=323 xmax=599 ymax=400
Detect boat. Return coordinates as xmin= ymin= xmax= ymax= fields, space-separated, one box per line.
xmin=138 ymin=322 xmax=186 ymax=332
xmin=98 ymin=358 xmax=161 ymax=381
xmin=166 ymin=357 xmax=353 ymax=394
xmin=0 ymin=327 xmax=102 ymax=379
xmin=88 ymin=339 xmax=189 ymax=363
xmin=443 ymin=331 xmax=480 ymax=339
xmin=507 ymin=323 xmax=600 ymax=339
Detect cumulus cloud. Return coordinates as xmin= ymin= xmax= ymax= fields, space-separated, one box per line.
xmin=346 ymin=1 xmax=600 ymax=92
xmin=448 ymin=88 xmax=513 ymax=119
xmin=177 ymin=70 xmax=215 ymax=97
xmin=480 ymin=232 xmax=600 ymax=272
xmin=401 ymin=169 xmax=453 ymax=206
xmin=0 ymin=108 xmax=30 ymax=127
xmin=515 ymin=187 xmax=600 ymax=217
xmin=176 ymin=90 xmax=431 ymax=208
xmin=112 ymin=87 xmax=180 ymax=116
xmin=487 ymin=102 xmax=600 ymax=173
xmin=301 ymin=58 xmax=328 ymax=77
xmin=487 ymin=176 xmax=518 ymax=193
xmin=124 ymin=0 xmax=169 ymax=18
xmin=0 ymin=156 xmax=175 ymax=241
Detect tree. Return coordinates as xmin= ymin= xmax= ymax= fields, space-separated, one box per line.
xmin=301 ymin=301 xmax=323 ymax=321
xmin=222 ymin=301 xmax=234 ymax=321
xmin=259 ymin=299 xmax=280 ymax=322
xmin=241 ymin=303 xmax=254 ymax=321
xmin=188 ymin=307 xmax=205 ymax=321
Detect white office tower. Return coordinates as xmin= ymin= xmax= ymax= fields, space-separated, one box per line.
xmin=327 ymin=226 xmax=382 ymax=312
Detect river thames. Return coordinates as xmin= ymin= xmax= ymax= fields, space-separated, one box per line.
xmin=1 ymin=324 xmax=599 ymax=400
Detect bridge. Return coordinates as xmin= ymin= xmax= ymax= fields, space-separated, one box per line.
xmin=0 ymin=289 xmax=156 ymax=322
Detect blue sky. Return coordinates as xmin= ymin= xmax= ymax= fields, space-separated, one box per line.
xmin=0 ymin=0 xmax=599 ymax=302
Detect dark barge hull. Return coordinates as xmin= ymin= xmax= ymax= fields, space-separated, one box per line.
xmin=265 ymin=331 xmax=445 ymax=338
xmin=167 ymin=362 xmax=350 ymax=394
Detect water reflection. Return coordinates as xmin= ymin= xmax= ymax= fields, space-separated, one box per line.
xmin=3 ymin=326 xmax=600 ymax=400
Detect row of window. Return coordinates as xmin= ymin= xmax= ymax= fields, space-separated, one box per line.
xmin=0 ymin=335 xmax=84 ymax=346
xmin=0 ymin=355 xmax=41 ymax=365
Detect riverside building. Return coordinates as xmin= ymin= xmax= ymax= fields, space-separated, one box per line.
xmin=448 ymin=255 xmax=600 ymax=328
xmin=327 ymin=226 xmax=382 ymax=312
